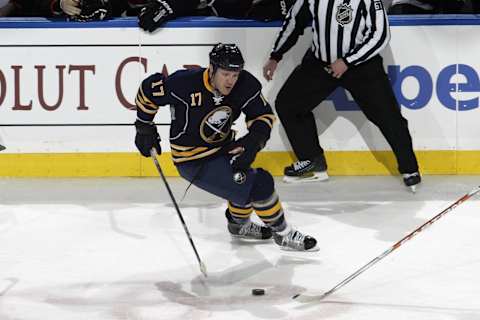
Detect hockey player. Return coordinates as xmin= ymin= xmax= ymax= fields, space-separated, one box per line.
xmin=134 ymin=43 xmax=318 ymax=252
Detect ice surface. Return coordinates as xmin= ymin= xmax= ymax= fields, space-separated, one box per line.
xmin=1 ymin=176 xmax=479 ymax=320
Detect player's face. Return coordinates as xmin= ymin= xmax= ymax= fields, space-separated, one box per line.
xmin=211 ymin=67 xmax=240 ymax=96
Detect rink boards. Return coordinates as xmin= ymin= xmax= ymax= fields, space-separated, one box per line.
xmin=0 ymin=16 xmax=479 ymax=176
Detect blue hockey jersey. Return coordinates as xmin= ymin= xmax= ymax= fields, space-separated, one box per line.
xmin=135 ymin=67 xmax=275 ymax=164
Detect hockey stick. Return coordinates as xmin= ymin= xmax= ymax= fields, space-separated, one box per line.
xmin=293 ymin=185 xmax=480 ymax=303
xmin=150 ymin=148 xmax=208 ymax=278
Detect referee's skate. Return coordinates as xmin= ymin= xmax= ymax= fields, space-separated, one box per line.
xmin=403 ymin=171 xmax=422 ymax=193
xmin=283 ymin=156 xmax=329 ymax=183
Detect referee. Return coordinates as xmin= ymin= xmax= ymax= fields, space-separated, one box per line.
xmin=263 ymin=0 xmax=421 ymax=191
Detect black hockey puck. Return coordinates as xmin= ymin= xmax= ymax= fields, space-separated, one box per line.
xmin=252 ymin=288 xmax=265 ymax=296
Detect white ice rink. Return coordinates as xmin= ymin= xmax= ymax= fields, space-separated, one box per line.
xmin=1 ymin=176 xmax=479 ymax=320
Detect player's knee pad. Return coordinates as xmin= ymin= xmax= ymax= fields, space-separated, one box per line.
xmin=250 ymin=168 xmax=275 ymax=202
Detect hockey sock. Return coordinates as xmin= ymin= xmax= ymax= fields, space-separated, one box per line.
xmin=227 ymin=201 xmax=253 ymax=224
xmin=253 ymin=192 xmax=286 ymax=232
xmin=274 ymin=224 xmax=291 ymax=236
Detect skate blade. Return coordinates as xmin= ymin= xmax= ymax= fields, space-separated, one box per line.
xmin=230 ymin=235 xmax=273 ymax=242
xmin=407 ymin=183 xmax=420 ymax=193
xmin=283 ymin=172 xmax=329 ymax=184
xmin=279 ymin=244 xmax=320 ymax=252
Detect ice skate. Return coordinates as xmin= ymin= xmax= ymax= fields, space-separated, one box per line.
xmin=226 ymin=210 xmax=272 ymax=240
xmin=403 ymin=172 xmax=421 ymax=193
xmin=273 ymin=226 xmax=319 ymax=252
xmin=283 ymin=155 xmax=328 ymax=183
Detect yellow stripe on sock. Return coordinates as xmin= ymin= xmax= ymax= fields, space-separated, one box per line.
xmin=228 ymin=203 xmax=253 ymax=215
xmin=255 ymin=201 xmax=282 ymax=217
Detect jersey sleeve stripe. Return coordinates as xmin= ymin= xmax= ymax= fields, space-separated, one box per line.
xmin=135 ymin=96 xmax=158 ymax=115
xmin=246 ymin=114 xmax=276 ymax=129
xmin=138 ymin=86 xmax=158 ymax=108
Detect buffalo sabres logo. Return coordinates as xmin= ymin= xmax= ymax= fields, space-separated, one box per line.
xmin=233 ymin=171 xmax=247 ymax=184
xmin=200 ymin=106 xmax=232 ymax=144
xmin=336 ymin=3 xmax=353 ymax=26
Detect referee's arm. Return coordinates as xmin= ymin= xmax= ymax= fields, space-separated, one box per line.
xmin=344 ymin=0 xmax=390 ymax=66
xmin=270 ymin=0 xmax=312 ymax=62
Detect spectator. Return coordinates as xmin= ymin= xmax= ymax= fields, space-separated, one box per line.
xmin=388 ymin=0 xmax=437 ymax=14
xmin=4 ymin=0 xmax=294 ymax=27
xmin=138 ymin=0 xmax=295 ymax=32
xmin=472 ymin=1 xmax=480 ymax=13
xmin=7 ymin=0 xmax=125 ymax=20
xmin=388 ymin=0 xmax=469 ymax=14
xmin=0 ymin=0 xmax=14 ymax=16
xmin=9 ymin=0 xmax=65 ymax=17
xmin=440 ymin=0 xmax=467 ymax=13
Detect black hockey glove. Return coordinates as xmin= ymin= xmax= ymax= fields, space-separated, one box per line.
xmin=71 ymin=0 xmax=112 ymax=21
xmin=138 ymin=0 xmax=175 ymax=32
xmin=228 ymin=132 xmax=265 ymax=173
xmin=135 ymin=120 xmax=161 ymax=157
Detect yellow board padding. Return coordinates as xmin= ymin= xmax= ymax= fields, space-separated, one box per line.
xmin=253 ymin=151 xmax=460 ymax=175
xmin=0 ymin=150 xmax=478 ymax=177
xmin=457 ymin=151 xmax=480 ymax=174
xmin=0 ymin=153 xmax=139 ymax=177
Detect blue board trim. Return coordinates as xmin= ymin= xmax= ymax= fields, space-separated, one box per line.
xmin=0 ymin=16 xmax=281 ymax=28
xmin=0 ymin=15 xmax=479 ymax=29
xmin=388 ymin=14 xmax=480 ymax=26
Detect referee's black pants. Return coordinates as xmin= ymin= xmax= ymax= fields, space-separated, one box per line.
xmin=275 ymin=52 xmax=419 ymax=174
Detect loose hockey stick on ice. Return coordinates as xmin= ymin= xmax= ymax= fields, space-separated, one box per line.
xmin=150 ymin=148 xmax=208 ymax=278
xmin=293 ymin=185 xmax=480 ymax=303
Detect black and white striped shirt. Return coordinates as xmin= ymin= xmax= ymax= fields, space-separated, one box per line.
xmin=270 ymin=0 xmax=390 ymax=66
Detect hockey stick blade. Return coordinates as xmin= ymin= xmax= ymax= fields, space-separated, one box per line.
xmin=293 ymin=185 xmax=480 ymax=303
xmin=292 ymin=292 xmax=328 ymax=303
xmin=200 ymin=262 xmax=208 ymax=278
